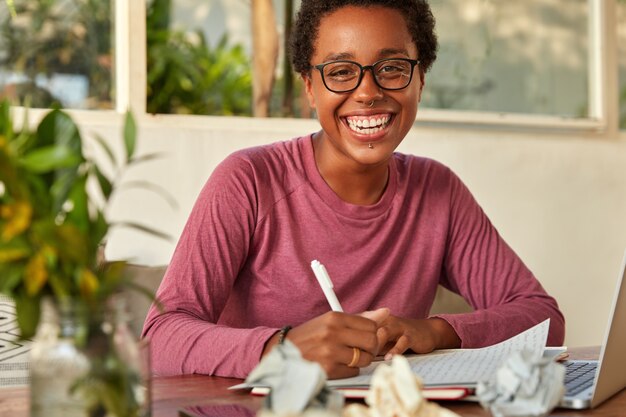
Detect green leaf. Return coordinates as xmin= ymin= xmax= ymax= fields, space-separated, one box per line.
xmin=36 ymin=109 xmax=82 ymax=153
xmin=0 ymin=100 xmax=13 ymax=140
xmin=14 ymin=293 xmax=41 ymax=339
xmin=9 ymin=129 xmax=35 ymax=155
xmin=33 ymin=220 xmax=89 ymax=264
xmin=0 ymin=153 xmax=18 ymax=193
xmin=0 ymin=265 xmax=24 ymax=294
xmin=128 ymin=152 xmax=164 ymax=165
xmin=0 ymin=238 xmax=31 ymax=262
xmin=19 ymin=145 xmax=82 ymax=173
xmin=64 ymin=175 xmax=90 ymax=234
xmin=50 ymin=167 xmax=80 ymax=214
xmin=93 ymin=165 xmax=113 ymax=201
xmin=23 ymin=173 xmax=52 ymax=214
xmin=89 ymin=211 xmax=108 ymax=254
xmin=92 ymin=133 xmax=118 ymax=169
xmin=123 ymin=111 xmax=136 ymax=162
xmin=48 ymin=273 xmax=70 ymax=299
xmin=95 ymin=260 xmax=126 ymax=297
xmin=5 ymin=0 xmax=16 ymax=18
xmin=119 ymin=180 xmax=178 ymax=209
xmin=111 ymin=221 xmax=173 ymax=242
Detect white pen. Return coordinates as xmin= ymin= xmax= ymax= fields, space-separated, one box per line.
xmin=311 ymin=260 xmax=344 ymax=312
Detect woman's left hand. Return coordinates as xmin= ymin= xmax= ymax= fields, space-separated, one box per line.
xmin=373 ymin=315 xmax=462 ymax=360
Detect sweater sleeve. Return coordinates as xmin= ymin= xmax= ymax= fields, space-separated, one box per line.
xmin=141 ymin=154 xmax=278 ymax=378
xmin=433 ymin=171 xmax=565 ymax=347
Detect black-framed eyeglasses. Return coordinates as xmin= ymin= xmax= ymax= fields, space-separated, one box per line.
xmin=312 ymin=58 xmax=420 ymax=93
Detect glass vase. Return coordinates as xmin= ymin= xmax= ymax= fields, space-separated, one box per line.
xmin=29 ymin=297 xmax=151 ymax=417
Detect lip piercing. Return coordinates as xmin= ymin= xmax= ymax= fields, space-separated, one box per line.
xmin=368 ymin=143 xmax=374 ymax=149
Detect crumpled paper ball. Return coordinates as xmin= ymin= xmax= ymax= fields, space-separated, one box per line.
xmin=246 ymin=340 xmax=344 ymax=417
xmin=343 ymin=356 xmax=460 ymax=417
xmin=476 ymin=349 xmax=565 ymax=417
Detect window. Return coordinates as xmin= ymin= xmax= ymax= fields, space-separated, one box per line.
xmin=145 ymin=0 xmax=303 ymax=117
xmin=424 ymin=0 xmax=588 ymax=119
xmin=0 ymin=0 xmax=621 ymax=133
xmin=145 ymin=0 xmax=253 ymax=116
xmin=141 ymin=0 xmax=621 ymax=132
xmin=0 ymin=0 xmax=114 ymax=109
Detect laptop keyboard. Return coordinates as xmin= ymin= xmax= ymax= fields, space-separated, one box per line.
xmin=564 ymin=362 xmax=598 ymax=396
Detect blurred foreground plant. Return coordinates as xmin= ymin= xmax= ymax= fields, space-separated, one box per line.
xmin=0 ymin=100 xmax=168 ymax=416
xmin=0 ymin=101 xmax=168 ymax=338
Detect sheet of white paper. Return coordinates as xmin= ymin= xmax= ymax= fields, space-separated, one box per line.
xmin=328 ymin=319 xmax=550 ymax=388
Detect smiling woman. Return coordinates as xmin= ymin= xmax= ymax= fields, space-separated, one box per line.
xmin=300 ymin=5 xmax=425 ymax=204
xmin=142 ymin=0 xmax=565 ymax=381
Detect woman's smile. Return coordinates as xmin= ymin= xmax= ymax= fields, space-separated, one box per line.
xmin=344 ymin=113 xmax=392 ymax=135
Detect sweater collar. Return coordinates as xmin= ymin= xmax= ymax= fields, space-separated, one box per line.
xmin=300 ymin=134 xmax=398 ymax=220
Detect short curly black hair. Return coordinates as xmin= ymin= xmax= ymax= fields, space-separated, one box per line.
xmin=290 ymin=0 xmax=438 ymax=75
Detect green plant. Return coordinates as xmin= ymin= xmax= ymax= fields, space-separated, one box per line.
xmin=3 ymin=0 xmax=253 ymax=115
xmin=0 ymin=101 xmax=166 ymax=338
xmin=146 ymin=0 xmax=252 ymax=116
xmin=0 ymin=0 xmax=113 ymax=109
xmin=0 ymin=100 xmax=167 ymax=416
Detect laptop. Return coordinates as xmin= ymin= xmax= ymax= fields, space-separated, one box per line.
xmin=560 ymin=250 xmax=626 ymax=409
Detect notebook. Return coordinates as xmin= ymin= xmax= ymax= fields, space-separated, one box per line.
xmin=559 ymin=250 xmax=626 ymax=409
xmin=324 ymin=319 xmax=551 ymax=389
xmin=248 ymin=385 xmax=471 ymax=401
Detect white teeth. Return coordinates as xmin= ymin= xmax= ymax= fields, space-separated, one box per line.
xmin=347 ymin=115 xmax=391 ymax=134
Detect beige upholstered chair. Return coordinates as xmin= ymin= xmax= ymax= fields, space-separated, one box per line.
xmin=429 ymin=285 xmax=473 ymax=315
xmin=122 ymin=265 xmax=168 ymax=337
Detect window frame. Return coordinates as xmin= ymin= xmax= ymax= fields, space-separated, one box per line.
xmin=415 ymin=0 xmax=619 ymax=135
xmin=10 ymin=0 xmax=623 ymax=138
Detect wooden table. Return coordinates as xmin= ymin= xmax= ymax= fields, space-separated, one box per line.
xmin=1 ymin=347 xmax=624 ymax=417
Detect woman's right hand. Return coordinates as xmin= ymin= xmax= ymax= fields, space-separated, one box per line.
xmin=263 ymin=308 xmax=389 ymax=379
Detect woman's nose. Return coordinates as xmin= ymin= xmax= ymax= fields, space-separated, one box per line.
xmin=353 ymin=68 xmax=384 ymax=104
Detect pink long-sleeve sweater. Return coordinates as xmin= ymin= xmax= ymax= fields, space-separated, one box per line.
xmin=142 ymin=135 xmax=565 ymax=378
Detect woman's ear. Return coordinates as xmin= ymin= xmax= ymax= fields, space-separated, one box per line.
xmin=303 ymin=73 xmax=317 ymax=109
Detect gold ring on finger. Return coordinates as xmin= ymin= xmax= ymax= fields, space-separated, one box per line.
xmin=347 ymin=347 xmax=360 ymax=368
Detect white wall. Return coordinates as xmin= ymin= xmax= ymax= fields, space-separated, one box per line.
xmin=81 ymin=112 xmax=626 ymax=349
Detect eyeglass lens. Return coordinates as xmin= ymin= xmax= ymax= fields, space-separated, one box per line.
xmin=321 ymin=59 xmax=414 ymax=92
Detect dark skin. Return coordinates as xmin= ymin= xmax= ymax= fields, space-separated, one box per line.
xmin=262 ymin=5 xmax=461 ymax=379
xmin=262 ymin=311 xmax=461 ymax=379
